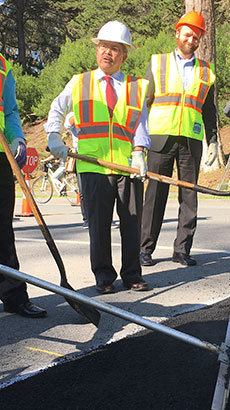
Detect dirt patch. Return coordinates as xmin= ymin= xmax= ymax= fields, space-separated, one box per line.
xmin=22 ymin=119 xmax=73 ymax=180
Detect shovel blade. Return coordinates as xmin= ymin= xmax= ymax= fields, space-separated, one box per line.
xmin=61 ymin=280 xmax=100 ymax=327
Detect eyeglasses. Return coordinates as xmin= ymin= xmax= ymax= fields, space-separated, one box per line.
xmin=98 ymin=42 xmax=122 ymax=55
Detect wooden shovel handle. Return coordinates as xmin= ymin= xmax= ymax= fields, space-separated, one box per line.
xmin=0 ymin=130 xmax=67 ymax=278
xmin=68 ymin=152 xmax=230 ymax=197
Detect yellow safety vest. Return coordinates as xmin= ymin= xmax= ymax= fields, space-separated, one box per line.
xmin=0 ymin=53 xmax=12 ymax=152
xmin=72 ymin=70 xmax=149 ymax=174
xmin=148 ymin=52 xmax=215 ymax=140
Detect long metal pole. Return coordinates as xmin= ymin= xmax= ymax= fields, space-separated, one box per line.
xmin=212 ymin=319 xmax=230 ymax=409
xmin=0 ymin=264 xmax=222 ymax=356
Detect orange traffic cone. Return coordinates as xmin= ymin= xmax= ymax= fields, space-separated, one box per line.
xmin=21 ymin=173 xmax=33 ymax=217
xmin=76 ymin=191 xmax=81 ymax=205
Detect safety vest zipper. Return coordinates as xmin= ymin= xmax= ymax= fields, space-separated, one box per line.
xmin=109 ymin=117 xmax=114 ymax=174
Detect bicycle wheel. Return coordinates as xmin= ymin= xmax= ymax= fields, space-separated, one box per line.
xmin=63 ymin=174 xmax=78 ymax=205
xmin=32 ymin=176 xmax=53 ymax=204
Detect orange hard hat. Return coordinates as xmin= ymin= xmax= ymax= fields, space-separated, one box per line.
xmin=175 ymin=11 xmax=206 ymax=35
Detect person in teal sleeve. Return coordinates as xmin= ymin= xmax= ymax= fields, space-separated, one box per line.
xmin=0 ymin=6 xmax=47 ymax=317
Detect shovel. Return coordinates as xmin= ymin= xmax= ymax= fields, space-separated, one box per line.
xmin=0 ymin=131 xmax=100 ymax=327
xmin=68 ymin=152 xmax=230 ymax=197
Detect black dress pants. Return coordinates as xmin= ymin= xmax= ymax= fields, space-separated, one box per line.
xmin=76 ymin=172 xmax=87 ymax=222
xmin=140 ymin=136 xmax=201 ymax=256
xmin=81 ymin=172 xmax=143 ymax=284
xmin=0 ymin=153 xmax=28 ymax=305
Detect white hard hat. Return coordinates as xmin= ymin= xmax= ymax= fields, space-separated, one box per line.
xmin=92 ymin=21 xmax=132 ymax=48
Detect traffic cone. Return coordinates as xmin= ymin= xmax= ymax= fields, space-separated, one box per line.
xmin=21 ymin=173 xmax=33 ymax=217
xmin=76 ymin=191 xmax=81 ymax=205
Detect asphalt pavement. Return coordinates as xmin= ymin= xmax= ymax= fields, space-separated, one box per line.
xmin=1 ymin=297 xmax=230 ymax=410
xmin=1 ymin=194 xmax=230 ymax=396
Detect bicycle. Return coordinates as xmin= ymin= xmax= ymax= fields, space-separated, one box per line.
xmin=32 ymin=160 xmax=78 ymax=205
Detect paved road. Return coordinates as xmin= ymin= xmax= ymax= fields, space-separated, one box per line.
xmin=1 ymin=195 xmax=230 ymax=388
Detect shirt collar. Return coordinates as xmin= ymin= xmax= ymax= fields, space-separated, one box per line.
xmin=95 ymin=67 xmax=124 ymax=84
xmin=175 ymin=49 xmax=195 ymax=65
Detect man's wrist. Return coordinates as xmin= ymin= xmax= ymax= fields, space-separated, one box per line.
xmin=133 ymin=146 xmax=146 ymax=152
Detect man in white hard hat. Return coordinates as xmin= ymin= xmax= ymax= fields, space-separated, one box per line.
xmin=44 ymin=21 xmax=150 ymax=293
xmin=0 ymin=0 xmax=46 ymax=317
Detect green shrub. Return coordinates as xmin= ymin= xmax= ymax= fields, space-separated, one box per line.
xmin=33 ymin=37 xmax=97 ymax=117
xmin=123 ymin=31 xmax=176 ymax=77
xmin=11 ymin=64 xmax=41 ymax=121
xmin=12 ymin=25 xmax=230 ymax=127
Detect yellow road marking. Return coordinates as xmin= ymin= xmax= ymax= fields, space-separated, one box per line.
xmin=26 ymin=346 xmax=63 ymax=357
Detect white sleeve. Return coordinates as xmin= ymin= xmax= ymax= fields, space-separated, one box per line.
xmin=44 ymin=79 xmax=73 ymax=134
xmin=132 ymin=101 xmax=151 ymax=149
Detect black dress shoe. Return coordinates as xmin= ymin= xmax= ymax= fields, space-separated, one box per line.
xmin=95 ymin=282 xmax=115 ymax=294
xmin=4 ymin=301 xmax=47 ymax=318
xmin=140 ymin=253 xmax=154 ymax=266
xmin=172 ymin=252 xmax=197 ymax=266
xmin=123 ymin=278 xmax=148 ymax=291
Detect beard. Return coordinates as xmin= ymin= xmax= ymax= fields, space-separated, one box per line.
xmin=177 ymin=40 xmax=198 ymax=57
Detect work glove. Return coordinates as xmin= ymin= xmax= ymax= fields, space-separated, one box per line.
xmin=205 ymin=142 xmax=218 ymax=166
xmin=130 ymin=150 xmax=147 ymax=182
xmin=10 ymin=137 xmax=27 ymax=169
xmin=48 ymin=132 xmax=69 ymax=161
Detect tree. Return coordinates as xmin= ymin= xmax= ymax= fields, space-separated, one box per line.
xmin=0 ymin=0 xmax=184 ymax=74
xmin=66 ymin=0 xmax=184 ymax=44
xmin=215 ymin=0 xmax=230 ymax=23
xmin=0 ymin=0 xmax=75 ymax=74
xmin=185 ymin=0 xmax=216 ymax=66
xmin=10 ymin=0 xmax=230 ymax=123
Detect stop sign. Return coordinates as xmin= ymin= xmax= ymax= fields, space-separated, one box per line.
xmin=23 ymin=147 xmax=39 ymax=174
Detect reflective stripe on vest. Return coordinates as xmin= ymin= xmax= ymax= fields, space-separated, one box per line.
xmin=0 ymin=54 xmax=11 ymax=152
xmin=72 ymin=70 xmax=148 ymax=174
xmin=148 ymin=52 xmax=215 ymax=140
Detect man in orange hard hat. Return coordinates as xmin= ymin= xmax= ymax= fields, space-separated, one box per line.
xmin=175 ymin=11 xmax=206 ymax=34
xmin=140 ymin=11 xmax=218 ymax=267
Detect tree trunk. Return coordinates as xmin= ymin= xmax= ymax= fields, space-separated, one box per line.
xmin=16 ymin=0 xmax=26 ymax=73
xmin=186 ymin=0 xmax=216 ymax=63
xmin=185 ymin=0 xmax=225 ymax=171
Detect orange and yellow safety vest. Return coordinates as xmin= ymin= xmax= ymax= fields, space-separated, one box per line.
xmin=148 ymin=52 xmax=215 ymax=140
xmin=72 ymin=70 xmax=149 ymax=174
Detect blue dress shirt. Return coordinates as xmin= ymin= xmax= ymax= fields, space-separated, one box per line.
xmin=175 ymin=50 xmax=195 ymax=90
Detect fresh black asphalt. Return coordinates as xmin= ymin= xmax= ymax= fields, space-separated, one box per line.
xmin=1 ymin=297 xmax=230 ymax=410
